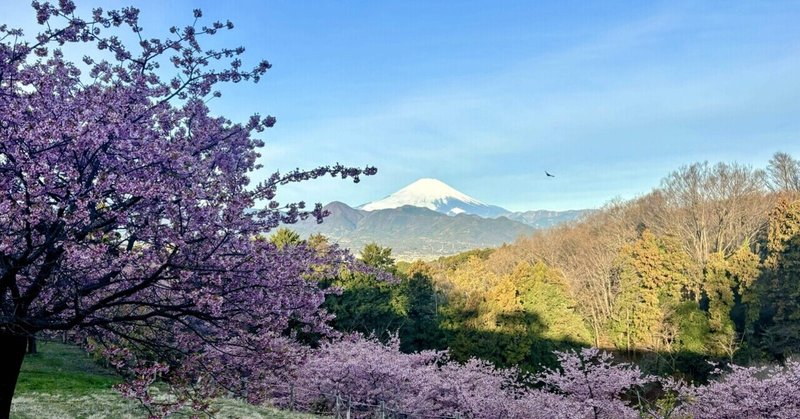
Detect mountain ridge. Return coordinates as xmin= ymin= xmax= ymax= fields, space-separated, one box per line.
xmin=294 ymin=201 xmax=536 ymax=260
xmin=290 ymin=179 xmax=589 ymax=260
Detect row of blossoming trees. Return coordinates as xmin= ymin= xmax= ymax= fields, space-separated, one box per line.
xmin=279 ymin=336 xmax=800 ymax=418
xmin=1 ymin=3 xmax=799 ymax=419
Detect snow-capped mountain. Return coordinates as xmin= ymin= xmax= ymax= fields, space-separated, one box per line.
xmin=291 ymin=179 xmax=589 ymax=260
xmin=359 ymin=178 xmax=510 ymax=218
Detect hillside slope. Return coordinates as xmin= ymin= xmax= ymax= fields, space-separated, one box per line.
xmin=293 ymin=202 xmax=535 ymax=260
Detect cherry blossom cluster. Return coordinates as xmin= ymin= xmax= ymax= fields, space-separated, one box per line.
xmin=279 ymin=335 xmax=800 ymax=419
xmin=673 ymin=359 xmax=800 ymax=419
xmin=280 ymin=336 xmax=652 ymax=418
xmin=1 ymin=1 xmax=373 ymax=414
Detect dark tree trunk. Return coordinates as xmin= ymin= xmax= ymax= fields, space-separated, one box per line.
xmin=0 ymin=331 xmax=27 ymax=419
xmin=26 ymin=336 xmax=36 ymax=354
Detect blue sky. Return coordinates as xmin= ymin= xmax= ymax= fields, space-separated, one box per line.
xmin=3 ymin=1 xmax=800 ymax=210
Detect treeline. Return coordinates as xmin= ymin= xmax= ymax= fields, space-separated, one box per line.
xmin=278 ymin=152 xmax=800 ymax=378
xmin=483 ymin=152 xmax=800 ymax=373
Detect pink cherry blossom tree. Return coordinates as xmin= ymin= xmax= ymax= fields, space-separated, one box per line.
xmin=0 ymin=2 xmax=374 ymax=416
xmin=283 ymin=335 xmax=657 ymax=418
xmin=674 ymin=359 xmax=800 ymax=419
xmin=536 ymin=348 xmax=656 ymax=418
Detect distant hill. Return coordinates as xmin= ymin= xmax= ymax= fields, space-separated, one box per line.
xmin=292 ymin=202 xmax=535 ymax=260
xmin=505 ymin=209 xmax=591 ymax=229
xmin=289 ymin=179 xmax=588 ymax=260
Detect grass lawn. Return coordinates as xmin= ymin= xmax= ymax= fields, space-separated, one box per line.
xmin=11 ymin=341 xmax=319 ymax=418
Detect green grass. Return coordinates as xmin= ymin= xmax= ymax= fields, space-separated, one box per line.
xmin=11 ymin=341 xmax=320 ymax=418
xmin=14 ymin=342 xmax=122 ymax=396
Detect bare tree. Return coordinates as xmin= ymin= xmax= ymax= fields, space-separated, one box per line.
xmin=767 ymin=151 xmax=800 ymax=193
xmin=655 ymin=162 xmax=771 ymax=264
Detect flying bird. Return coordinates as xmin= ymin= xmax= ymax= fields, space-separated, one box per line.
xmin=545 ymin=171 xmax=555 ymax=178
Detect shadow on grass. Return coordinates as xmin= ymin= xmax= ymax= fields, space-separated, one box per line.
xmin=15 ymin=341 xmax=121 ymax=396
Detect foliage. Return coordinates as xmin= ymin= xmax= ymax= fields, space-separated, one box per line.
xmin=513 ymin=262 xmax=592 ymax=346
xmin=702 ymin=245 xmax=759 ymax=359
xmin=436 ymin=256 xmax=589 ymax=371
xmin=270 ymin=228 xmax=303 ymax=249
xmin=324 ymin=269 xmax=405 ymax=342
xmin=359 ymin=242 xmax=395 ymax=273
xmin=747 ymin=197 xmax=800 ymax=358
xmin=608 ymin=230 xmax=700 ymax=353
xmin=395 ymin=268 xmax=443 ymax=351
xmin=386 ymin=154 xmax=800 ymax=378
xmin=323 ymin=244 xmax=443 ymax=351
xmin=0 ymin=2 xmax=376 ymax=415
xmin=433 ymin=248 xmax=495 ymax=271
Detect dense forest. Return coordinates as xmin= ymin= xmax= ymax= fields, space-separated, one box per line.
xmin=281 ymin=151 xmax=800 ymax=380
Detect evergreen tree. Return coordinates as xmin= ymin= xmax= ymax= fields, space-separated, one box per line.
xmin=441 ymin=257 xmax=590 ymax=370
xmin=323 ymin=244 xmax=445 ymax=352
xmin=513 ymin=262 xmax=592 ymax=346
xmin=396 ymin=270 xmax=444 ymax=352
xmin=609 ymin=230 xmax=701 ymax=353
xmin=512 ymin=262 xmax=592 ymax=367
xmin=324 ymin=243 xmax=402 ymax=341
xmin=703 ymin=245 xmax=759 ymax=359
xmin=704 ymin=252 xmax=739 ymax=358
xmin=360 ymin=242 xmax=396 ymax=273
xmin=750 ymin=198 xmax=800 ymax=358
xmin=270 ymin=227 xmax=302 ymax=249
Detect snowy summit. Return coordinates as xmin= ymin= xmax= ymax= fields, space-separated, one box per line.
xmin=359 ymin=178 xmax=509 ymax=218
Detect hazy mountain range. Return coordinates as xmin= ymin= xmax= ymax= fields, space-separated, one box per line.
xmin=290 ymin=178 xmax=589 ymax=260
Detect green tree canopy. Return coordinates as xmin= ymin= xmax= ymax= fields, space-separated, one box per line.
xmin=270 ymin=227 xmax=302 ymax=249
